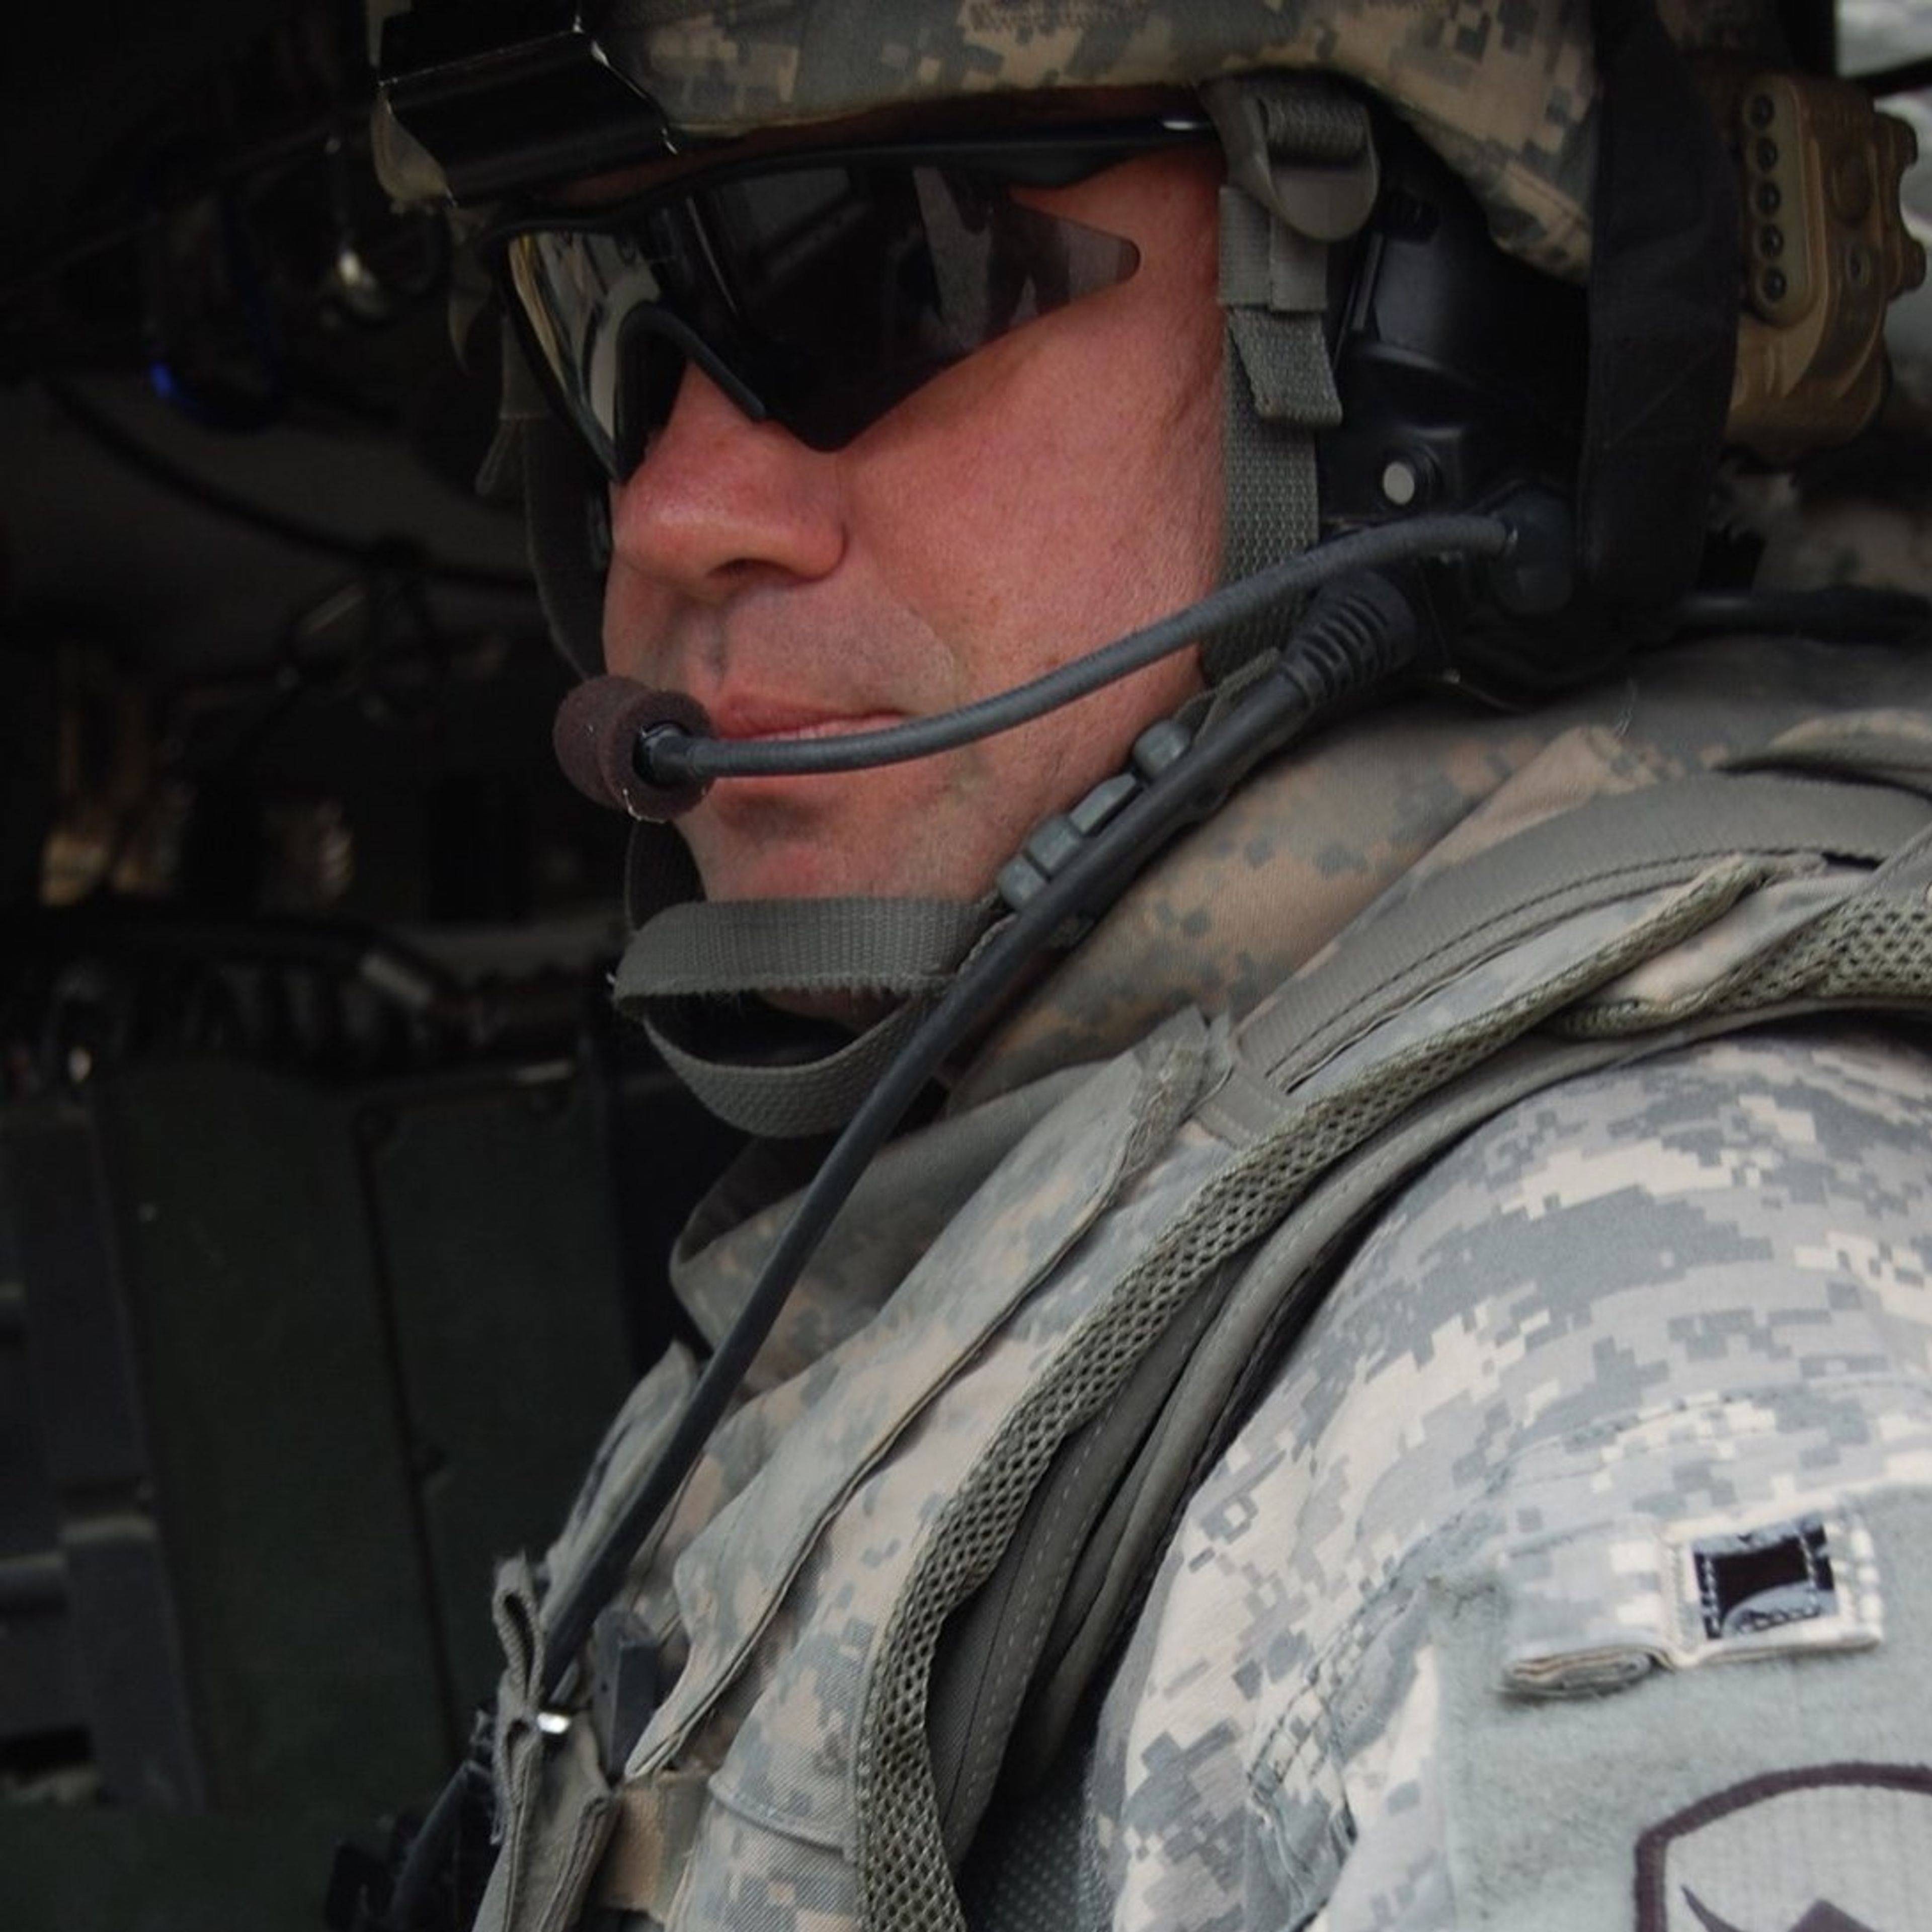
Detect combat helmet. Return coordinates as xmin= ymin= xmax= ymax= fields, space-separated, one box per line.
xmin=370 ymin=0 xmax=1920 ymax=679
xmin=366 ymin=0 xmax=1781 ymax=271
xmin=364 ymin=0 xmax=1924 ymax=1144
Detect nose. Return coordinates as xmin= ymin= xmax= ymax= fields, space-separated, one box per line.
xmin=606 ymin=362 xmax=847 ymax=605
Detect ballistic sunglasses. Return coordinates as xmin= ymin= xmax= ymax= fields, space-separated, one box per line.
xmin=484 ymin=118 xmax=1211 ymax=480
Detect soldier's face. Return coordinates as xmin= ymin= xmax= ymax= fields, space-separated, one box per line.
xmin=600 ymin=147 xmax=1225 ymax=904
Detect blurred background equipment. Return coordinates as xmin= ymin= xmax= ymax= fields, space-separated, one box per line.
xmin=0 ymin=4 xmax=744 ymax=1924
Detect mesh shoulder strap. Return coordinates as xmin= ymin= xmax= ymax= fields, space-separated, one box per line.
xmin=920 ymin=761 xmax=1932 ymax=1932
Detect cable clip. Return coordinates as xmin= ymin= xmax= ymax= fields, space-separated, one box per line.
xmin=996 ymin=717 xmax=1194 ymax=915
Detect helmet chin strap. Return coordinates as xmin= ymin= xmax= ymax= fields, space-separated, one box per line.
xmin=588 ymin=503 xmax=1527 ymax=1137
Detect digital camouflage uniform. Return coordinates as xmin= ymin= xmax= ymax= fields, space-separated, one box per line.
xmin=378 ymin=0 xmax=1770 ymax=280
xmin=479 ymin=636 xmax=1932 ymax=1932
xmin=365 ymin=3 xmax=1932 ymax=1926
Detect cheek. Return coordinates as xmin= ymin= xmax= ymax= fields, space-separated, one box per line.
xmin=852 ymin=284 xmax=1225 ymax=669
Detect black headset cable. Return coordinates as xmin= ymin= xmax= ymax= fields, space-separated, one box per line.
xmin=378 ymin=510 xmax=1529 ymax=1930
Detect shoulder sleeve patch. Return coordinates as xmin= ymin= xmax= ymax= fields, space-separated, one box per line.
xmin=1427 ymin=1489 xmax=1932 ymax=1929
xmin=1635 ymin=1763 xmax=1932 ymax=1932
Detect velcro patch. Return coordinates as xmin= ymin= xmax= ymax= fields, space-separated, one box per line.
xmin=1635 ymin=1763 xmax=1932 ymax=1931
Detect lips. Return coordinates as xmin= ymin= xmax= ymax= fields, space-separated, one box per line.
xmin=705 ymin=697 xmax=905 ymax=743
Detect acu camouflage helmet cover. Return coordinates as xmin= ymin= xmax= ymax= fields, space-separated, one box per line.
xmin=370 ymin=0 xmax=1781 ymax=281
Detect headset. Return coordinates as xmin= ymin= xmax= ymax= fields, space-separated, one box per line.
xmin=546 ymin=83 xmax=1924 ymax=833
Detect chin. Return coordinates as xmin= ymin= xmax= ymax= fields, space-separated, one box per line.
xmin=700 ymin=846 xmax=897 ymax=904
xmin=696 ymin=835 xmax=981 ymax=906
xmin=685 ymin=775 xmax=1013 ymax=902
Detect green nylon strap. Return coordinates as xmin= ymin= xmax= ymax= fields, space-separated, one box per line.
xmin=1207 ymin=73 xmax=1366 ymax=683
xmin=1214 ymin=306 xmax=1323 ymax=677
xmin=616 ymin=896 xmax=995 ymax=1000
xmin=1227 ymin=307 xmax=1343 ymax=426
xmin=640 ymin=1001 xmax=927 ymax=1141
xmin=1218 ymin=177 xmax=1327 ymax=311
xmin=615 ymin=896 xmax=1000 ymax=1138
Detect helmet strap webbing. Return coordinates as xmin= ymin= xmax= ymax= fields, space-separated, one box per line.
xmin=1204 ymin=77 xmax=1373 ymax=683
xmin=1214 ymin=195 xmax=1328 ymax=681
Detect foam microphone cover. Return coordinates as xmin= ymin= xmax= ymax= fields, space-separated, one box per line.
xmin=552 ymin=676 xmax=713 ymax=820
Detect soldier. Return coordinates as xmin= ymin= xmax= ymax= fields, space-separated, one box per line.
xmin=355 ymin=2 xmax=1932 ymax=1927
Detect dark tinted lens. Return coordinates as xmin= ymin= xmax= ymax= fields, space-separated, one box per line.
xmin=499 ymin=156 xmax=1140 ymax=475
xmin=693 ymin=165 xmax=951 ymax=447
xmin=696 ymin=164 xmax=1139 ymax=448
